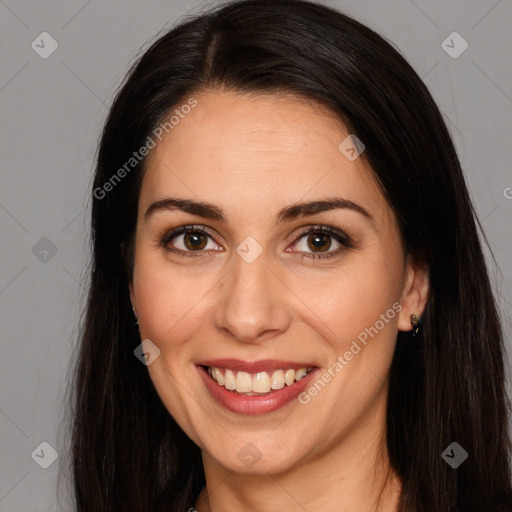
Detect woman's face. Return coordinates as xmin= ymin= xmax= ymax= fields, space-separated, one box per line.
xmin=129 ymin=89 xmax=428 ymax=475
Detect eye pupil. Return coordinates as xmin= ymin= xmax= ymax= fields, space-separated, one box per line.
xmin=164 ymin=226 xmax=346 ymax=259
xmin=308 ymin=233 xmax=331 ymax=252
xmin=184 ymin=231 xmax=207 ymax=250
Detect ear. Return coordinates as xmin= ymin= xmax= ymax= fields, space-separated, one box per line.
xmin=397 ymin=254 xmax=430 ymax=333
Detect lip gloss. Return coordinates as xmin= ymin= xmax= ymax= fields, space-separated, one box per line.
xmin=196 ymin=365 xmax=319 ymax=415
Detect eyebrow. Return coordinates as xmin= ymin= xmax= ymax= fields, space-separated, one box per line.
xmin=144 ymin=196 xmax=373 ymax=224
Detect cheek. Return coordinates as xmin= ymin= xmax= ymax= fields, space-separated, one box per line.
xmin=131 ymin=253 xmax=208 ymax=429
xmin=295 ymin=258 xmax=403 ymax=410
xmin=334 ymin=278 xmax=398 ymax=336
xmin=295 ymin=258 xmax=402 ymax=346
xmin=295 ymin=269 xmax=401 ymax=425
xmin=132 ymin=250 xmax=212 ymax=346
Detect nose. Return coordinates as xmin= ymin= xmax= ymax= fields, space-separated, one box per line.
xmin=214 ymin=250 xmax=291 ymax=344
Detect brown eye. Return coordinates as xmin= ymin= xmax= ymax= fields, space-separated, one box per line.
xmin=183 ymin=231 xmax=208 ymax=251
xmin=287 ymin=225 xmax=353 ymax=260
xmin=160 ymin=225 xmax=221 ymax=256
xmin=306 ymin=232 xmax=332 ymax=252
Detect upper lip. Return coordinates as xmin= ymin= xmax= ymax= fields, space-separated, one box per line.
xmin=196 ymin=359 xmax=318 ymax=373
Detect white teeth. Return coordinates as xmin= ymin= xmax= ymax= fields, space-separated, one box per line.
xmin=295 ymin=368 xmax=307 ymax=381
xmin=284 ymin=369 xmax=295 ymax=386
xmin=270 ymin=369 xmax=285 ymax=390
xmin=224 ymin=369 xmax=236 ymax=390
xmin=235 ymin=371 xmax=253 ymax=393
xmin=213 ymin=367 xmax=224 ymax=386
xmin=207 ymin=366 xmax=312 ymax=394
xmin=252 ymin=372 xmax=271 ymax=393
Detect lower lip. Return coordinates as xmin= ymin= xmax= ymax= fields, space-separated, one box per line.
xmin=196 ymin=365 xmax=319 ymax=415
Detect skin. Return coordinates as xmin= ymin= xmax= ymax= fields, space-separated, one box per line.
xmin=129 ymin=89 xmax=429 ymax=512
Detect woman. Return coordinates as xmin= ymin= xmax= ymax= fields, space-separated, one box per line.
xmin=68 ymin=0 xmax=512 ymax=510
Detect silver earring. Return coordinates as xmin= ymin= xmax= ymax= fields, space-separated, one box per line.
xmin=410 ymin=314 xmax=420 ymax=337
xmin=132 ymin=306 xmax=139 ymax=326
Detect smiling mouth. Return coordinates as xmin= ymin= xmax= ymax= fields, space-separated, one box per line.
xmin=199 ymin=365 xmax=315 ymax=396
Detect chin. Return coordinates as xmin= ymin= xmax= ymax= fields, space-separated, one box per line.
xmin=206 ymin=436 xmax=310 ymax=476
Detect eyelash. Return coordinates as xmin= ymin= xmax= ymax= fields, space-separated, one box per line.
xmin=158 ymin=224 xmax=354 ymax=261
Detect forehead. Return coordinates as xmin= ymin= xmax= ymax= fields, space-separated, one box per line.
xmin=139 ymin=89 xmax=390 ymax=226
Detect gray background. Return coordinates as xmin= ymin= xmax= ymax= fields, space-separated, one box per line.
xmin=1 ymin=0 xmax=511 ymax=510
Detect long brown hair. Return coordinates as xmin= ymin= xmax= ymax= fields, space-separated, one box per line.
xmin=65 ymin=1 xmax=512 ymax=510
